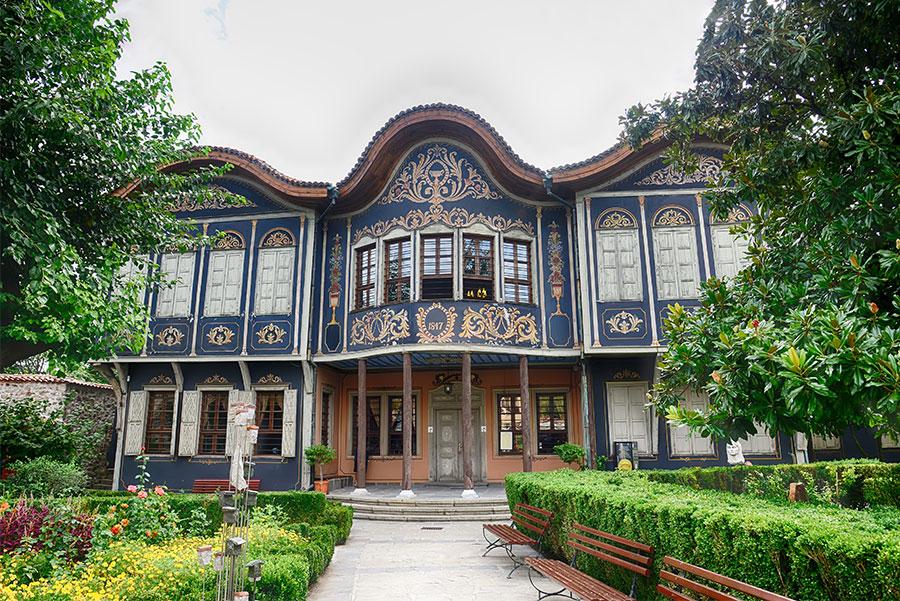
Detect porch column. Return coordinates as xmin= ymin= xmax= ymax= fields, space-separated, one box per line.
xmin=352 ymin=359 xmax=368 ymax=495
xmin=398 ymin=352 xmax=415 ymax=498
xmin=461 ymin=352 xmax=477 ymax=497
xmin=519 ymin=355 xmax=533 ymax=472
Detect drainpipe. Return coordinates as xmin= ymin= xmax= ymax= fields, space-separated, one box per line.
xmin=543 ymin=175 xmax=574 ymax=209
xmin=319 ymin=185 xmax=338 ymax=220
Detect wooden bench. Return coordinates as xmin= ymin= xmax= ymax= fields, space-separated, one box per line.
xmin=191 ymin=479 xmax=261 ymax=493
xmin=483 ymin=503 xmax=554 ymax=578
xmin=525 ymin=522 xmax=653 ymax=601
xmin=657 ymin=556 xmax=795 ymax=601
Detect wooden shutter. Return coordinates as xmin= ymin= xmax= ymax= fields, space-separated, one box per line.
xmin=281 ymin=389 xmax=298 ymax=457
xmin=156 ymin=254 xmax=179 ymax=316
xmin=273 ymin=248 xmax=295 ymax=314
xmin=223 ymin=251 xmax=244 ymax=315
xmin=597 ymin=233 xmax=620 ymax=302
xmin=205 ymin=252 xmax=227 ymax=315
xmin=224 ymin=389 xmax=241 ymax=456
xmin=674 ymin=229 xmax=699 ymax=298
xmin=178 ymin=390 xmax=202 ymax=456
xmin=741 ymin=422 xmax=776 ymax=455
xmin=609 ymin=385 xmax=631 ymax=444
xmin=123 ymin=391 xmax=148 ymax=455
xmin=626 ymin=384 xmax=651 ymax=454
xmin=618 ymin=230 xmax=641 ymax=301
xmin=881 ymin=434 xmax=899 ymax=449
xmin=670 ymin=392 xmax=713 ymax=456
xmin=811 ymin=434 xmax=841 ymax=450
xmin=172 ymin=253 xmax=196 ymax=316
xmin=255 ymin=249 xmax=277 ymax=314
xmin=653 ymin=229 xmax=678 ymax=300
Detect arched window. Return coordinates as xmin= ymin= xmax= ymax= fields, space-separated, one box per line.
xmin=651 ymin=206 xmax=700 ymax=300
xmin=204 ymin=231 xmax=245 ymax=316
xmin=595 ymin=208 xmax=642 ymax=302
xmin=710 ymin=204 xmax=752 ymax=279
xmin=254 ymin=228 xmax=295 ymax=315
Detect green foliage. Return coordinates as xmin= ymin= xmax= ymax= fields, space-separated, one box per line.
xmin=304 ymin=444 xmax=337 ymax=481
xmin=506 ymin=469 xmax=900 ymax=601
xmin=619 ymin=0 xmax=900 ymax=441
xmin=553 ymin=443 xmax=586 ymax=469
xmin=6 ymin=458 xmax=87 ymax=497
xmin=0 ymin=0 xmax=241 ymax=369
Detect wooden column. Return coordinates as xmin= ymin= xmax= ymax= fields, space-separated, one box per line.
xmin=355 ymin=359 xmax=367 ymax=490
xmin=519 ymin=355 xmax=533 ymax=472
xmin=461 ymin=352 xmax=474 ymax=492
xmin=401 ymin=352 xmax=413 ymax=493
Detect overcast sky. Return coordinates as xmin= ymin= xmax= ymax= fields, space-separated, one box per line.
xmin=115 ymin=0 xmax=714 ymax=183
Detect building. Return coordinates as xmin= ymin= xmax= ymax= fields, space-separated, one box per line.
xmin=99 ymin=105 xmax=898 ymax=492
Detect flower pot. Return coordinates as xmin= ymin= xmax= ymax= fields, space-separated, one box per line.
xmin=314 ymin=480 xmax=329 ymax=494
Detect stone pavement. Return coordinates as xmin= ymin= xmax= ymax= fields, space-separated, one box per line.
xmin=309 ymin=519 xmax=549 ymax=601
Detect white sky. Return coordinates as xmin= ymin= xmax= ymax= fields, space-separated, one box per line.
xmin=115 ymin=0 xmax=713 ymax=183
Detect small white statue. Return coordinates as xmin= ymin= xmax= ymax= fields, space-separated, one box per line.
xmin=726 ymin=439 xmax=745 ymax=465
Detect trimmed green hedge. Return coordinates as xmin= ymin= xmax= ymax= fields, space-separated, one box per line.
xmin=506 ymin=470 xmax=900 ymax=601
xmin=76 ymin=491 xmax=353 ymax=543
xmin=643 ymin=460 xmax=900 ymax=508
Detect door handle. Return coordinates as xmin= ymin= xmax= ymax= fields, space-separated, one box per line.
xmin=458 ymin=441 xmax=462 ymax=452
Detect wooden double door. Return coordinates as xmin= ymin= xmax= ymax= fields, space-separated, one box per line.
xmin=430 ymin=387 xmax=485 ymax=483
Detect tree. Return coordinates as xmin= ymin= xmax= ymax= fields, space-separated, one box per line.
xmin=620 ymin=0 xmax=900 ymax=441
xmin=0 ymin=0 xmax=235 ymax=368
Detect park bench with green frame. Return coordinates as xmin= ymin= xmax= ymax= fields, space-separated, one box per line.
xmin=657 ymin=556 xmax=795 ymax=601
xmin=482 ymin=503 xmax=554 ymax=578
xmin=525 ymin=522 xmax=654 ymax=601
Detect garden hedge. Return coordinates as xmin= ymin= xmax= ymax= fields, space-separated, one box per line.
xmin=642 ymin=459 xmax=900 ymax=508
xmin=506 ymin=470 xmax=900 ymax=601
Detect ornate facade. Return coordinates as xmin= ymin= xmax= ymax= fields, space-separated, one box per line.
xmin=100 ymin=105 xmax=896 ymax=492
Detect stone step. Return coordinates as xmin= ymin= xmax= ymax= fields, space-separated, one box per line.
xmin=329 ymin=496 xmax=510 ymax=508
xmin=345 ymin=504 xmax=510 ymax=516
xmin=352 ymin=512 xmax=511 ymax=522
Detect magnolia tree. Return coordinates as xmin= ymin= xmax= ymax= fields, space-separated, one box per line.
xmin=0 ymin=0 xmax=238 ymax=369
xmin=620 ymin=0 xmax=900 ymax=441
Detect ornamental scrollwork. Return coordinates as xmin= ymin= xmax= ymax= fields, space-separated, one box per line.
xmin=547 ymin=222 xmax=566 ymax=316
xmin=203 ymin=374 xmax=230 ymax=385
xmin=597 ymin=209 xmax=637 ymax=229
xmin=327 ymin=234 xmax=343 ymax=325
xmin=257 ymin=373 xmax=283 ymax=384
xmin=352 ymin=203 xmax=533 ymax=245
xmin=156 ymin=326 xmax=184 ymax=347
xmin=380 ymin=144 xmax=500 ymax=205
xmin=349 ymin=308 xmax=410 ymax=346
xmin=605 ymin=311 xmax=644 ymax=335
xmin=653 ymin=206 xmax=693 ymax=227
xmin=260 ymin=229 xmax=294 ymax=247
xmin=711 ymin=203 xmax=752 ymax=224
xmin=206 ymin=325 xmax=235 ymax=346
xmin=170 ymin=186 xmax=257 ymax=212
xmin=256 ymin=323 xmax=287 ymax=345
xmin=460 ymin=304 xmax=539 ymax=346
xmin=213 ymin=231 xmax=244 ymax=250
xmin=415 ymin=303 xmax=457 ymax=344
xmin=612 ymin=369 xmax=641 ymax=381
xmin=636 ymin=155 xmax=723 ymax=186
xmin=148 ymin=374 xmax=174 ymax=385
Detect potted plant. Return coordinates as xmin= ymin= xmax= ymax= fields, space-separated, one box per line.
xmin=305 ymin=444 xmax=337 ymax=493
xmin=553 ymin=443 xmax=586 ymax=470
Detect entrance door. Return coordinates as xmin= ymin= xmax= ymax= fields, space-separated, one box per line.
xmin=434 ymin=409 xmax=461 ymax=482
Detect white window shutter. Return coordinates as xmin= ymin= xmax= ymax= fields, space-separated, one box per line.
xmin=711 ymin=226 xmax=737 ymax=279
xmin=273 ymin=248 xmax=295 ymax=314
xmin=173 ymin=253 xmax=196 ymax=316
xmin=812 ymin=434 xmax=841 ymax=450
xmin=124 ymin=391 xmax=148 ymax=455
xmin=255 ymin=249 xmax=277 ymax=314
xmin=281 ymin=389 xmax=298 ymax=457
xmin=224 ymin=389 xmax=241 ymax=456
xmin=223 ymin=251 xmax=244 ymax=315
xmin=609 ymin=384 xmax=651 ymax=456
xmin=653 ymin=230 xmax=677 ymax=300
xmin=618 ymin=231 xmax=642 ymax=301
xmin=674 ymin=229 xmax=699 ymax=298
xmin=178 ymin=391 xmax=202 ymax=456
xmin=597 ymin=234 xmax=620 ymax=302
xmin=627 ymin=385 xmax=651 ymax=454
xmin=205 ymin=252 xmax=227 ymax=315
xmin=156 ymin=254 xmax=179 ymax=316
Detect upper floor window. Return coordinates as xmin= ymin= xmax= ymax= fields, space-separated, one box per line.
xmin=502 ymin=239 xmax=531 ymax=303
xmin=255 ymin=229 xmax=295 ymax=315
xmin=205 ymin=232 xmax=245 ymax=317
xmin=595 ymin=209 xmax=642 ymax=302
xmin=384 ymin=237 xmax=411 ymax=303
xmin=710 ymin=204 xmax=753 ymax=280
xmin=156 ymin=252 xmax=196 ymax=317
xmin=421 ymin=234 xmax=453 ymax=300
xmin=463 ymin=235 xmax=494 ymax=301
xmin=355 ymin=243 xmax=377 ymax=309
xmin=652 ymin=206 xmax=700 ymax=300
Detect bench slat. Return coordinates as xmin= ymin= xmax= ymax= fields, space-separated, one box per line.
xmin=660 ymin=571 xmax=741 ymax=601
xmin=518 ymin=503 xmax=553 ymax=518
xmin=511 ymin=514 xmax=547 ymax=537
xmin=657 ymin=584 xmax=696 ymax=601
xmin=569 ymin=540 xmax=650 ymax=577
xmin=662 ymin=557 xmax=795 ymax=601
xmin=484 ymin=523 xmax=535 ymax=545
xmin=570 ymin=532 xmax=653 ymax=567
xmin=191 ymin=479 xmax=260 ymax=493
xmin=527 ymin=558 xmax=634 ymax=601
xmin=574 ymin=522 xmax=653 ymax=554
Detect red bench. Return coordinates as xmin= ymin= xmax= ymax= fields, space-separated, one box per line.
xmin=657 ymin=556 xmax=795 ymax=601
xmin=483 ymin=503 xmax=554 ymax=578
xmin=526 ymin=522 xmax=653 ymax=600
xmin=191 ymin=479 xmax=261 ymax=493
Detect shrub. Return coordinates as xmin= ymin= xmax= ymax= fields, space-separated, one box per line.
xmin=0 ymin=499 xmax=93 ymax=578
xmin=305 ymin=444 xmax=337 ymax=482
xmin=553 ymin=443 xmax=586 ymax=469
xmin=506 ymin=469 xmax=900 ymax=601
xmin=6 ymin=458 xmax=87 ymax=497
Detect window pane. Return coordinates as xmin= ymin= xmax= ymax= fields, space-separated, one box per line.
xmin=536 ymin=393 xmax=567 ymax=455
xmin=198 ymin=391 xmax=229 ymax=455
xmin=386 ymin=395 xmax=417 ymax=456
xmin=256 ymin=390 xmax=284 ymax=456
xmin=498 ymin=394 xmax=523 ymax=455
xmin=144 ymin=391 xmax=174 ymax=454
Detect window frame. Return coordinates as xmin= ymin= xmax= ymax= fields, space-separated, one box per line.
xmin=496 ymin=392 xmax=524 ymax=456
xmin=204 ymin=247 xmax=246 ymax=317
xmin=462 ymin=233 xmax=495 ymax=301
xmin=142 ymin=387 xmax=177 ymax=456
xmin=668 ymin=390 xmax=715 ymax=457
xmin=710 ymin=223 xmax=751 ymax=280
xmin=606 ymin=381 xmax=656 ymax=457
xmin=535 ymin=391 xmax=569 ymax=456
xmin=348 ymin=391 xmax=420 ymax=458
xmin=383 ymin=235 xmax=412 ymax=304
xmin=419 ymin=233 xmax=454 ymax=301
xmin=253 ymin=244 xmax=295 ymax=316
xmin=197 ymin=388 xmax=231 ymax=456
xmin=155 ymin=252 xmax=196 ymax=317
xmin=501 ymin=238 xmax=532 ymax=304
xmin=354 ymin=242 xmax=377 ymax=310
xmin=253 ymin=387 xmax=286 ymax=457
xmin=319 ymin=386 xmax=334 ymax=447
xmin=596 ymin=227 xmax=643 ymax=302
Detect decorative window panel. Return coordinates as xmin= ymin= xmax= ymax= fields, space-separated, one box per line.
xmin=355 ymin=244 xmax=377 ymax=309
xmin=384 ymin=238 xmax=412 ymax=303
xmin=536 ymin=393 xmax=568 ymax=455
xmin=156 ymin=253 xmax=196 ymax=317
xmin=669 ymin=391 xmax=714 ymax=456
xmin=204 ymin=250 xmax=245 ymax=316
xmin=281 ymin=389 xmax=297 ymax=457
xmin=502 ymin=240 xmax=531 ymax=303
xmin=653 ymin=228 xmax=700 ymax=300
xmin=144 ymin=390 xmax=176 ymax=455
xmin=254 ymin=247 xmax=294 ymax=315
xmin=607 ymin=382 xmax=653 ymax=455
xmin=198 ymin=390 xmax=229 ymax=455
xmin=597 ymin=230 xmax=642 ymax=302
xmin=497 ymin=394 xmax=523 ymax=455
xmin=811 ymin=434 xmax=842 ymax=450
xmin=711 ymin=225 xmax=751 ymax=280
xmin=740 ymin=422 xmax=777 ymax=455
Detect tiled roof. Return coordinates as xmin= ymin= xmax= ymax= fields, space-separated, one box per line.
xmin=0 ymin=373 xmax=112 ymax=390
xmin=336 ymin=103 xmax=546 ymax=190
xmin=202 ymin=146 xmax=330 ymax=188
xmin=546 ymin=139 xmax=627 ymax=174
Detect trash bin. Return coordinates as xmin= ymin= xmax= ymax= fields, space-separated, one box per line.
xmin=614 ymin=441 xmax=638 ymax=470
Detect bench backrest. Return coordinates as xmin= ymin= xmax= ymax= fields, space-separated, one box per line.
xmin=657 ymin=557 xmax=795 ymax=601
xmin=192 ymin=479 xmax=261 ymax=493
xmin=512 ymin=503 xmax=553 ymax=538
xmin=566 ymin=522 xmax=654 ymax=577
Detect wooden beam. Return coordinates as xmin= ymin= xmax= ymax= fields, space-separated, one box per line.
xmin=356 ymin=358 xmax=367 ymax=490
xmin=519 ymin=355 xmax=533 ymax=472
xmin=402 ymin=352 xmax=413 ymax=493
xmin=461 ymin=352 xmax=474 ymax=490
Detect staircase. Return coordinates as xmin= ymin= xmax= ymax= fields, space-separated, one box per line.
xmin=332 ymin=492 xmax=512 ymax=522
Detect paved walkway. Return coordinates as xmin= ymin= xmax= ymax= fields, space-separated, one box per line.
xmin=309 ymin=519 xmax=546 ymax=601
xmin=328 ymin=483 xmax=509 ymax=501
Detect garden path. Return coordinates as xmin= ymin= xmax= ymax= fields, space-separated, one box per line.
xmin=308 ymin=519 xmax=545 ymax=600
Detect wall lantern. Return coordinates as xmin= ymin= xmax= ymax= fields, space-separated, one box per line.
xmin=197 ymin=545 xmax=213 ymax=566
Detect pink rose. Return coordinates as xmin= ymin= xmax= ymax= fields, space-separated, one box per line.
xmin=137 ymin=490 xmax=148 ymax=499
xmin=154 ymin=486 xmax=165 ymax=496
xmin=127 ymin=485 xmax=137 ymax=493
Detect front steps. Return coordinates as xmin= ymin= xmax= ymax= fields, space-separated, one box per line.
xmin=332 ymin=495 xmax=512 ymax=522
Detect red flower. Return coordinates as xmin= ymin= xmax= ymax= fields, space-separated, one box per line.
xmin=153 ymin=486 xmax=165 ymax=496
xmin=120 ymin=519 xmax=129 ymax=527
xmin=712 ymin=371 xmax=723 ymax=385
xmin=137 ymin=490 xmax=148 ymax=499
xmin=110 ymin=524 xmax=121 ymax=535
xmin=126 ymin=485 xmax=137 ymax=493
xmin=869 ymin=302 xmax=879 ymax=314
xmin=751 ymin=319 xmax=760 ymax=328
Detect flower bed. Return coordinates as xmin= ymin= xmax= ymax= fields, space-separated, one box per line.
xmin=506 ymin=469 xmax=900 ymax=601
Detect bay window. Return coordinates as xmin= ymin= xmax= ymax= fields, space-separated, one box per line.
xmin=463 ymin=235 xmax=494 ymax=301
xmin=355 ymin=244 xmax=377 ymax=309
xmin=421 ymin=234 xmax=453 ymax=300
xmin=384 ymin=237 xmax=411 ymax=303
xmin=502 ymin=239 xmax=531 ymax=303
